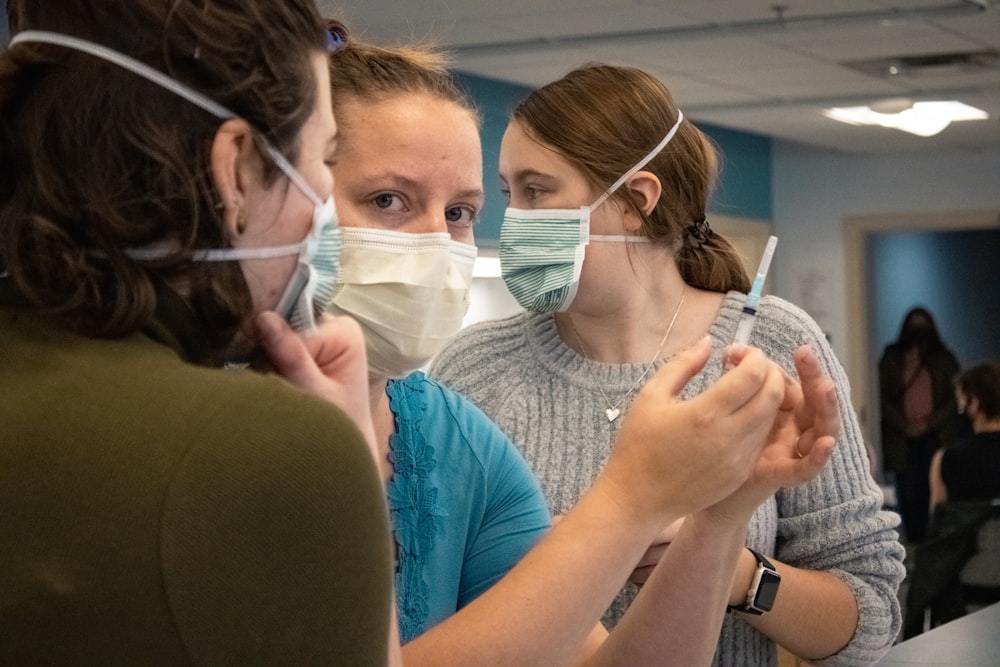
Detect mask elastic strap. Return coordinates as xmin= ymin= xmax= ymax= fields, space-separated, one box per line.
xmin=589 ymin=110 xmax=685 ymax=212
xmin=118 ymin=243 xmax=303 ymax=262
xmin=192 ymin=244 xmax=304 ymax=261
xmin=9 ymin=30 xmax=323 ymax=207
xmin=588 ymin=235 xmax=652 ymax=243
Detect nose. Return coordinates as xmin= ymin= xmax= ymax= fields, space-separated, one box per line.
xmin=410 ymin=209 xmax=448 ymax=235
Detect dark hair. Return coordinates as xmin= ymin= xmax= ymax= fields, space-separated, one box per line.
xmin=896 ymin=306 xmax=946 ymax=353
xmin=325 ymin=19 xmax=479 ymax=132
xmin=956 ymin=363 xmax=1000 ymax=420
xmin=511 ymin=63 xmax=750 ymax=294
xmin=0 ymin=0 xmax=327 ymax=351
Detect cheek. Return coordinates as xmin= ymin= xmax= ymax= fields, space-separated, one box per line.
xmin=239 ymin=254 xmax=300 ymax=316
xmin=450 ymin=227 xmax=475 ymax=246
xmin=281 ymin=197 xmax=315 ymax=247
xmin=330 ymin=196 xmax=364 ymax=229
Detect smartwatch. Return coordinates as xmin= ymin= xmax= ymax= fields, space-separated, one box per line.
xmin=727 ymin=548 xmax=781 ymax=615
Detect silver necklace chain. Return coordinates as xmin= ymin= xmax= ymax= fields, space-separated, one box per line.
xmin=567 ymin=286 xmax=686 ymax=422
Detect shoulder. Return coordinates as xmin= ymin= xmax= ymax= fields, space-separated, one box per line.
xmin=394 ymin=372 xmax=521 ymax=464
xmin=430 ymin=312 xmax=541 ymax=399
xmin=755 ymin=294 xmax=827 ymax=342
xmin=940 ymin=438 xmax=974 ymax=467
xmin=433 ymin=313 xmax=532 ymax=364
xmin=716 ymin=292 xmax=831 ymax=370
xmin=7 ymin=325 xmax=392 ymax=664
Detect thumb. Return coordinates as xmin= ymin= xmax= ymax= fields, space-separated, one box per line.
xmin=256 ymin=311 xmax=318 ymax=387
xmin=646 ymin=335 xmax=713 ymax=398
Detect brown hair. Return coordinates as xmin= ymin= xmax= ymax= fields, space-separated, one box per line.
xmin=511 ymin=63 xmax=750 ymax=293
xmin=0 ymin=0 xmax=327 ymax=353
xmin=956 ymin=363 xmax=1000 ymax=421
xmin=324 ymin=19 xmax=479 ymax=132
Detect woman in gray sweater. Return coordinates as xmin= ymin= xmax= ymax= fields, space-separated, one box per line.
xmin=432 ymin=63 xmax=905 ymax=666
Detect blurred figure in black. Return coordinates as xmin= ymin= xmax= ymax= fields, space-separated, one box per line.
xmin=930 ymin=362 xmax=1000 ymax=507
xmin=880 ymin=307 xmax=960 ymax=543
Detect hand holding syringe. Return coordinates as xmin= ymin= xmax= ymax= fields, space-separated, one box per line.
xmin=724 ymin=235 xmax=778 ymax=370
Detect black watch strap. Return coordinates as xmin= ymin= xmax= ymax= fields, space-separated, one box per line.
xmin=727 ymin=547 xmax=781 ymax=615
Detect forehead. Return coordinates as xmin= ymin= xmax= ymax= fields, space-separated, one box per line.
xmin=499 ymin=121 xmax=576 ymax=178
xmin=298 ymin=54 xmax=337 ymax=145
xmin=336 ymin=92 xmax=480 ymax=172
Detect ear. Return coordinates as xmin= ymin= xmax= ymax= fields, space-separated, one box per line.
xmin=210 ymin=118 xmax=260 ymax=241
xmin=623 ymin=170 xmax=662 ymax=228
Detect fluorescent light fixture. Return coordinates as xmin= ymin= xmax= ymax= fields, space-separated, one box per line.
xmin=823 ymin=100 xmax=988 ymax=137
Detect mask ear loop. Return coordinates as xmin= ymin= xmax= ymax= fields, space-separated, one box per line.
xmin=586 ymin=110 xmax=684 ymax=244
xmin=8 ymin=30 xmax=324 ymax=208
xmin=588 ymin=109 xmax=685 ymax=213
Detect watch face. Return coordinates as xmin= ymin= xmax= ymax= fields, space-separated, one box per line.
xmin=755 ymin=570 xmax=781 ymax=610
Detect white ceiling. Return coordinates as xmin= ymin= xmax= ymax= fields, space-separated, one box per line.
xmin=318 ymin=0 xmax=1000 ymax=156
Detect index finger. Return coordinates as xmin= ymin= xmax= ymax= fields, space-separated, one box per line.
xmin=700 ymin=347 xmax=784 ymax=419
xmin=793 ymin=345 xmax=839 ymax=440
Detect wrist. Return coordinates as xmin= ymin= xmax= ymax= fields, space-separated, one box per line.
xmin=576 ymin=476 xmax=670 ymax=542
xmin=727 ymin=547 xmax=782 ymax=615
xmin=729 ymin=547 xmax=757 ymax=606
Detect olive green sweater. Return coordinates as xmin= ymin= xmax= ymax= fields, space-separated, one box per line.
xmin=1 ymin=285 xmax=392 ymax=665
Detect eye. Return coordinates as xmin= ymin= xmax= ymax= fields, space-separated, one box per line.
xmin=445 ymin=205 xmax=479 ymax=228
xmin=525 ymin=185 xmax=544 ymax=201
xmin=372 ymin=192 xmax=405 ymax=212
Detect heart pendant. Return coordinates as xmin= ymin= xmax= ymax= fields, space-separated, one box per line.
xmin=606 ymin=408 xmax=620 ymax=422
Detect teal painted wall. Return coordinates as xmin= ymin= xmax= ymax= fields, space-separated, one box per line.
xmin=455 ymin=73 xmax=528 ymax=248
xmin=702 ymin=123 xmax=772 ymax=222
xmin=456 ymin=71 xmax=773 ymax=248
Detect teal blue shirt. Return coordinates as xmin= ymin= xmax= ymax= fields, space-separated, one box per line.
xmin=386 ymin=372 xmax=551 ymax=642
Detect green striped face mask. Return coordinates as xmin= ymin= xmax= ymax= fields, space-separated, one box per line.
xmin=499 ymin=111 xmax=684 ymax=313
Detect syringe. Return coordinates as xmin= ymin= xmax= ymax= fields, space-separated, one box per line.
xmin=728 ymin=235 xmax=778 ymax=358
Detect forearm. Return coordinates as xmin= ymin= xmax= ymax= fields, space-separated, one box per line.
xmin=929 ymin=450 xmax=948 ymax=509
xmin=589 ymin=512 xmax=747 ymax=667
xmin=741 ymin=556 xmax=858 ymax=660
xmin=403 ymin=478 xmax=672 ymax=667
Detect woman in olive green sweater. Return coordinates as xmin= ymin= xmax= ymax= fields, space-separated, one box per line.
xmin=0 ymin=1 xmax=392 ymax=663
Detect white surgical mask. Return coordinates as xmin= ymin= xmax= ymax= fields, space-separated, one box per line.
xmin=10 ymin=30 xmax=341 ymax=333
xmin=500 ymin=111 xmax=683 ymax=313
xmin=327 ymin=228 xmax=477 ymax=379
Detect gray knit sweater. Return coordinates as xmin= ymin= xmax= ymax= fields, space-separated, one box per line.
xmin=430 ymin=292 xmax=905 ymax=667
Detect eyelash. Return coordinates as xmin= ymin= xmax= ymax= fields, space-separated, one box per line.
xmin=372 ymin=193 xmax=403 ymax=211
xmin=370 ymin=193 xmax=478 ymax=228
xmin=499 ymin=185 xmax=544 ymax=205
xmin=445 ymin=205 xmax=479 ymax=228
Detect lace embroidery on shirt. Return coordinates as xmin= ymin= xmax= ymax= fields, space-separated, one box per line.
xmin=386 ymin=373 xmax=446 ymax=642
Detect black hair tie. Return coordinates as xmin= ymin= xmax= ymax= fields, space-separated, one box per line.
xmin=685 ymin=219 xmax=712 ymax=249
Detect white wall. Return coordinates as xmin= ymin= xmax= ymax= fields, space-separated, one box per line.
xmin=771 ymin=143 xmax=1000 ymax=365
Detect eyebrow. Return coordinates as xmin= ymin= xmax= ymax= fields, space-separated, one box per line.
xmin=359 ymin=171 xmax=485 ymax=201
xmin=456 ymin=188 xmax=487 ymax=203
xmin=502 ymin=168 xmax=559 ymax=185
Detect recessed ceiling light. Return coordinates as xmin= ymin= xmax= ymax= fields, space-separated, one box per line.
xmin=823 ymin=100 xmax=988 ymax=137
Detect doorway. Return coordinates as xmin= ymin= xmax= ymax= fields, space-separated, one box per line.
xmin=844 ymin=210 xmax=1000 ymax=477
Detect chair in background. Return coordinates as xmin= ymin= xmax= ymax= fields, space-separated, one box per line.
xmin=902 ymin=498 xmax=1000 ymax=639
xmin=957 ymin=500 xmax=1000 ymax=613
